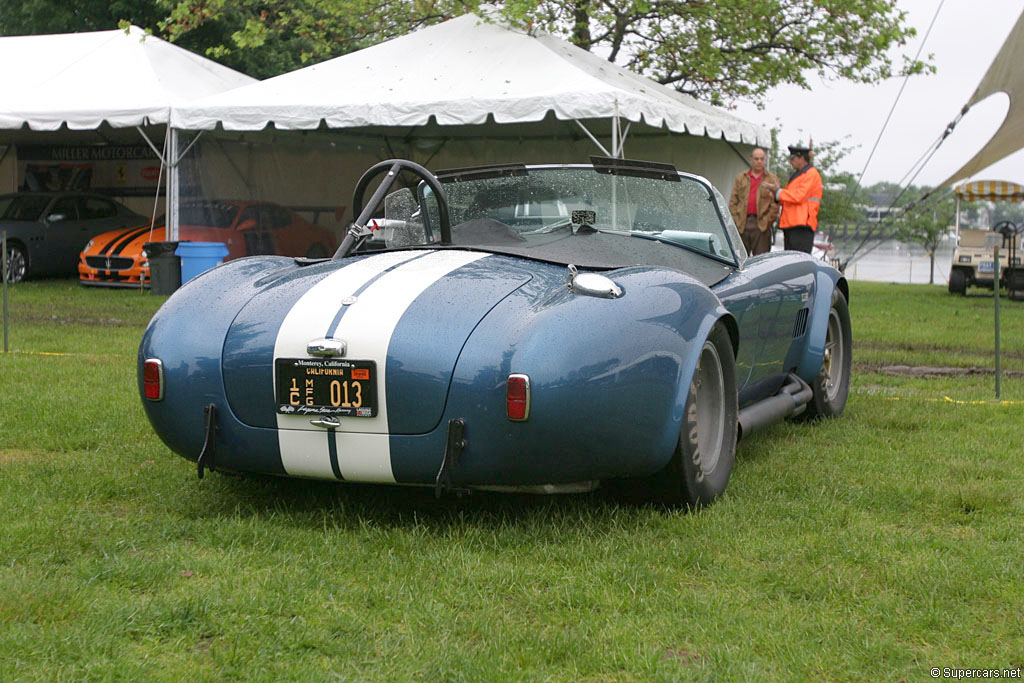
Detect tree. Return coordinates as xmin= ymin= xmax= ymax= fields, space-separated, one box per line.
xmin=2 ymin=1 xmax=930 ymax=103
xmin=894 ymin=190 xmax=955 ymax=284
xmin=152 ymin=0 xmax=927 ymax=100
xmin=0 ymin=0 xmax=328 ymax=79
xmin=0 ymin=0 xmax=166 ymax=35
xmin=499 ymin=0 xmax=929 ymax=106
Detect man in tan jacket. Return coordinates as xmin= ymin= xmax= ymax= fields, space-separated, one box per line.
xmin=728 ymin=147 xmax=780 ymax=256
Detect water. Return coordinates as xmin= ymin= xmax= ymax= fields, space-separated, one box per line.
xmin=771 ymin=232 xmax=956 ymax=285
xmin=837 ymin=237 xmax=955 ymax=285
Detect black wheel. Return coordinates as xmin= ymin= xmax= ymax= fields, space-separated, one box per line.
xmin=305 ymin=243 xmax=330 ymax=259
xmin=1009 ymin=270 xmax=1024 ymax=300
xmin=4 ymin=242 xmax=27 ymax=283
xmin=804 ymin=288 xmax=852 ymax=420
xmin=948 ymin=268 xmax=967 ymax=295
xmin=614 ymin=323 xmax=738 ymax=508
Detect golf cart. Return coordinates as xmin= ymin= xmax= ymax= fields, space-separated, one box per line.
xmin=948 ymin=181 xmax=1024 ymax=297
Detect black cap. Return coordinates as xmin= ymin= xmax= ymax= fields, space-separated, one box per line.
xmin=788 ymin=144 xmax=812 ymax=160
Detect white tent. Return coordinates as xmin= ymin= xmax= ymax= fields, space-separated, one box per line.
xmin=0 ymin=26 xmax=255 ymax=223
xmin=0 ymin=25 xmax=254 ymax=130
xmin=167 ymin=13 xmax=769 ymax=240
xmin=173 ymin=12 xmax=767 ymax=146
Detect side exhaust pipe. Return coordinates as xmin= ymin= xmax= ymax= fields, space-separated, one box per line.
xmin=737 ymin=373 xmax=813 ymax=441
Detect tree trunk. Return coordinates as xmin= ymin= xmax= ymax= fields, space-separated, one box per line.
xmin=929 ymin=251 xmax=935 ymax=284
xmin=572 ymin=0 xmax=591 ymax=48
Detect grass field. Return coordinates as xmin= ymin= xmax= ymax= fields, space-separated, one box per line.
xmin=1 ymin=279 xmax=1022 ymax=680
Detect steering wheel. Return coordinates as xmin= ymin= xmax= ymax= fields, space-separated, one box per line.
xmin=334 ymin=159 xmax=452 ymax=258
xmin=991 ymin=220 xmax=1023 ymax=249
xmin=993 ymin=220 xmax=1022 ymax=236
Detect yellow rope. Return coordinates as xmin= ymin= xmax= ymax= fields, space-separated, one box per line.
xmin=0 ymin=350 xmax=121 ymax=358
xmin=855 ymin=391 xmax=1024 ymax=406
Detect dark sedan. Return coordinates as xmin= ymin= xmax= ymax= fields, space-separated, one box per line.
xmin=1 ymin=192 xmax=145 ymax=282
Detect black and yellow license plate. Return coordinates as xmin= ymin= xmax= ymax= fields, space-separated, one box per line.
xmin=275 ymin=358 xmax=377 ymax=417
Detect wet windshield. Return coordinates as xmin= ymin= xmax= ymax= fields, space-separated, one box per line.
xmin=179 ymin=202 xmax=239 ymax=228
xmin=382 ymin=166 xmax=740 ymax=265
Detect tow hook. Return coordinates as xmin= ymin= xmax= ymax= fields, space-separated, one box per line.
xmin=435 ymin=418 xmax=470 ymax=498
xmin=196 ymin=403 xmax=218 ymax=479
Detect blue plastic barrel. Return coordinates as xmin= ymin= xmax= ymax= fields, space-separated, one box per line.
xmin=175 ymin=242 xmax=229 ymax=283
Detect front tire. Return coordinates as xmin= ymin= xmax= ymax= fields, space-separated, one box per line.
xmin=4 ymin=242 xmax=27 ymax=283
xmin=804 ymin=288 xmax=852 ymax=420
xmin=948 ymin=268 xmax=967 ymax=295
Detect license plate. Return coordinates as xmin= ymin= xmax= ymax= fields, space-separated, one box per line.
xmin=979 ymin=261 xmax=995 ymax=273
xmin=275 ymin=358 xmax=377 ymax=417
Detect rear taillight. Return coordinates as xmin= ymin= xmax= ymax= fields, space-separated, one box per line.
xmin=506 ymin=373 xmax=530 ymax=421
xmin=143 ymin=359 xmax=164 ymax=401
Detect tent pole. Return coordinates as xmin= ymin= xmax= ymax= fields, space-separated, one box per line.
xmin=136 ymin=126 xmax=167 ymax=163
xmin=165 ymin=129 xmax=205 ymax=243
xmin=612 ymin=100 xmax=619 ymax=158
xmin=610 ymin=100 xmax=618 ymax=158
xmin=955 ymin=195 xmax=961 ymax=241
xmin=168 ymin=128 xmax=179 ymax=242
xmin=575 ymin=121 xmax=610 ymax=157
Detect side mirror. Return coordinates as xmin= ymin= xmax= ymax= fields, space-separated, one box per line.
xmin=237 ymin=219 xmax=258 ymax=231
xmin=46 ymin=213 xmax=67 ymax=223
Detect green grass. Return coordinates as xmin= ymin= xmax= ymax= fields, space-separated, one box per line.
xmin=1 ymin=280 xmax=1023 ymax=680
xmin=852 ymin=281 xmax=1024 ymax=374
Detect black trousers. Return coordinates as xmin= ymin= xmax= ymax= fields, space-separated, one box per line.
xmin=782 ymin=226 xmax=814 ymax=254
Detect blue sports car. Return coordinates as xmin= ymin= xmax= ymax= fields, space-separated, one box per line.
xmin=139 ymin=158 xmax=851 ymax=507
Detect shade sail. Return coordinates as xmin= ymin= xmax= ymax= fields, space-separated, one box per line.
xmin=955 ymin=180 xmax=1024 ymax=202
xmin=939 ymin=9 xmax=1024 ymax=187
xmin=171 ymin=13 xmax=769 ymax=147
xmin=0 ymin=26 xmax=255 ymax=130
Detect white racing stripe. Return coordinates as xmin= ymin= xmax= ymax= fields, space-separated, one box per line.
xmin=274 ymin=250 xmax=490 ymax=482
xmin=275 ymin=250 xmax=423 ymax=479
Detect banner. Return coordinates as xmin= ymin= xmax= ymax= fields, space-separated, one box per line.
xmin=17 ymin=144 xmax=163 ymax=196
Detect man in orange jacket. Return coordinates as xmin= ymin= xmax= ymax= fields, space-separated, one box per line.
xmin=763 ymin=144 xmax=822 ymax=254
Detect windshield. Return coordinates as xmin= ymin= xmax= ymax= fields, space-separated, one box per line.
xmin=179 ymin=202 xmax=239 ymax=228
xmin=394 ymin=166 xmax=738 ymax=265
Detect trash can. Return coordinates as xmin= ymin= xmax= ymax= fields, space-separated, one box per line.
xmin=176 ymin=241 xmax=229 ymax=284
xmin=143 ymin=241 xmax=181 ymax=295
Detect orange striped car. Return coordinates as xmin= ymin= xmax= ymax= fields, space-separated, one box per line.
xmin=79 ymin=200 xmax=337 ymax=287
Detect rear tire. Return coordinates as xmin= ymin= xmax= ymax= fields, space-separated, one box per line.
xmin=1008 ymin=269 xmax=1024 ymax=300
xmin=948 ymin=268 xmax=967 ymax=295
xmin=804 ymin=288 xmax=852 ymax=420
xmin=4 ymin=242 xmax=27 ymax=283
xmin=614 ymin=323 xmax=738 ymax=508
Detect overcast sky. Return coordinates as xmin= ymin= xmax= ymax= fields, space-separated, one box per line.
xmin=731 ymin=0 xmax=1024 ymax=187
